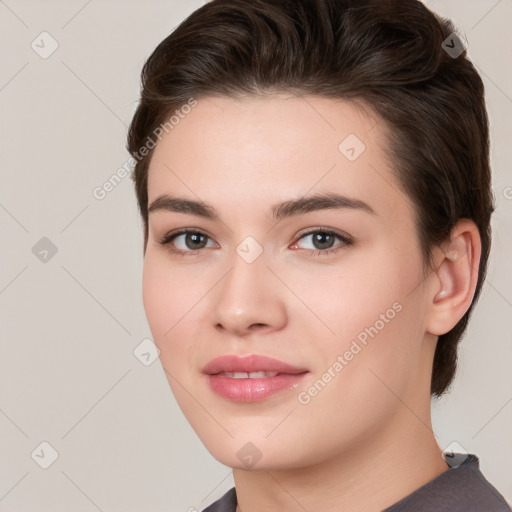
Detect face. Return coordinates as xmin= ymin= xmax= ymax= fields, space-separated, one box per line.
xmin=143 ymin=94 xmax=436 ymax=470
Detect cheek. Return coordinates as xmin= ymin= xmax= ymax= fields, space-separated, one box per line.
xmin=289 ymin=245 xmax=424 ymax=386
xmin=279 ymin=249 xmax=408 ymax=343
xmin=141 ymin=253 xmax=190 ymax=357
xmin=142 ymin=252 xmax=214 ymax=379
xmin=142 ymin=255 xmax=169 ymax=339
xmin=323 ymin=282 xmax=426 ymax=414
xmin=142 ymin=256 xmax=203 ymax=417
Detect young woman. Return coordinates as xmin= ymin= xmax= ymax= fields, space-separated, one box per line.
xmin=126 ymin=0 xmax=511 ymax=510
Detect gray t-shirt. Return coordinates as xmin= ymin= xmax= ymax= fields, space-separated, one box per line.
xmin=202 ymin=454 xmax=511 ymax=511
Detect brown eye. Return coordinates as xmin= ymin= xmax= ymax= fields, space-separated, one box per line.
xmin=292 ymin=229 xmax=353 ymax=255
xmin=309 ymin=232 xmax=337 ymax=250
xmin=181 ymin=232 xmax=209 ymax=250
xmin=159 ymin=229 xmax=217 ymax=255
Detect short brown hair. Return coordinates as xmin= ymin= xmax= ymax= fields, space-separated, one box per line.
xmin=127 ymin=0 xmax=494 ymax=397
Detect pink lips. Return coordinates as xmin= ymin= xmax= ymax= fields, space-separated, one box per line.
xmin=203 ymin=354 xmax=308 ymax=402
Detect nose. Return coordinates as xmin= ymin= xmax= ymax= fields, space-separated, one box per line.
xmin=211 ymin=245 xmax=287 ymax=337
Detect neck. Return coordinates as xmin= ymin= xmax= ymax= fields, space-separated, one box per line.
xmin=233 ymin=407 xmax=449 ymax=512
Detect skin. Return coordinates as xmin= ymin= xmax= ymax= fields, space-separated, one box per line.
xmin=142 ymin=94 xmax=481 ymax=512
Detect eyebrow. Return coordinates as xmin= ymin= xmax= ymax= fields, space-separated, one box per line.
xmin=148 ymin=192 xmax=376 ymax=222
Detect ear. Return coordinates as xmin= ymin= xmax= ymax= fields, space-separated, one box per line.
xmin=425 ymin=219 xmax=482 ymax=336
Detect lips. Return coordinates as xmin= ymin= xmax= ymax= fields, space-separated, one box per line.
xmin=218 ymin=371 xmax=280 ymax=378
xmin=203 ymin=354 xmax=308 ymax=402
xmin=203 ymin=354 xmax=307 ymax=375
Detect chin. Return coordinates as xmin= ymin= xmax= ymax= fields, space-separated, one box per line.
xmin=191 ymin=425 xmax=310 ymax=471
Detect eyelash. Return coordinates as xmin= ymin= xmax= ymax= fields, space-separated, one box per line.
xmin=158 ymin=227 xmax=354 ymax=257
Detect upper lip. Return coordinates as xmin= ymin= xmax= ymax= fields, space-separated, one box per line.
xmin=202 ymin=355 xmax=308 ymax=375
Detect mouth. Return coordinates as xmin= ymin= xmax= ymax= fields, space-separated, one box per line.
xmin=203 ymin=354 xmax=308 ymax=402
xmin=202 ymin=354 xmax=307 ymax=375
xmin=216 ymin=371 xmax=281 ymax=378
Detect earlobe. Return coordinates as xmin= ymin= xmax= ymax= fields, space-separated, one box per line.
xmin=426 ymin=220 xmax=481 ymax=336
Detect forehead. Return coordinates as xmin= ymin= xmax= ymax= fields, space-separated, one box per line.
xmin=147 ymin=94 xmax=413 ymax=224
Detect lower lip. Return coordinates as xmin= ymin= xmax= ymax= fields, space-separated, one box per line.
xmin=206 ymin=373 xmax=307 ymax=402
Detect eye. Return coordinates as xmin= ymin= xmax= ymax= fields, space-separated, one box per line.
xmin=159 ymin=228 xmax=218 ymax=255
xmin=158 ymin=227 xmax=354 ymax=257
xmin=290 ymin=228 xmax=353 ymax=256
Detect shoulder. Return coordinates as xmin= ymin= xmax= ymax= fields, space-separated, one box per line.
xmin=200 ymin=455 xmax=511 ymax=512
xmin=201 ymin=487 xmax=237 ymax=512
xmin=385 ymin=454 xmax=511 ymax=512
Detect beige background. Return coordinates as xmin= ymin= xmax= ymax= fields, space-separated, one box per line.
xmin=0 ymin=0 xmax=511 ymax=510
